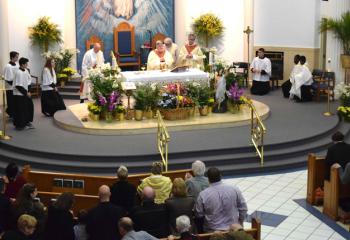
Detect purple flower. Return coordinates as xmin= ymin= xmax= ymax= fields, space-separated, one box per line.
xmin=98 ymin=95 xmax=107 ymax=105
xmin=228 ymin=83 xmax=243 ymax=103
xmin=108 ymin=103 xmax=116 ymax=112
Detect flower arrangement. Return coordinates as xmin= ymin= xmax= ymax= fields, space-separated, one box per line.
xmin=101 ymin=63 xmax=121 ymax=77
xmin=208 ymin=98 xmax=215 ymax=107
xmin=60 ymin=67 xmax=77 ymax=78
xmin=227 ymin=83 xmax=244 ymax=105
xmin=197 ymin=85 xmax=211 ymax=107
xmin=43 ymin=48 xmax=79 ymax=78
xmin=192 ymin=13 xmax=224 ymax=47
xmin=87 ymin=103 xmax=102 ymax=115
xmin=335 ymin=83 xmax=350 ymax=121
xmin=116 ymin=105 xmax=126 ymax=114
xmin=133 ymin=84 xmax=160 ymax=111
xmin=338 ymin=106 xmax=350 ymax=122
xmin=28 ymin=16 xmax=63 ymax=52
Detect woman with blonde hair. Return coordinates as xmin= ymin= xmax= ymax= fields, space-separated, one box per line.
xmin=165 ymin=178 xmax=195 ymax=234
xmin=2 ymin=214 xmax=37 ymax=239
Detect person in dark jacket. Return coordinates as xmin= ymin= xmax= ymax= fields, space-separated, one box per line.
xmin=325 ymin=131 xmax=350 ymax=180
xmin=110 ymin=165 xmax=137 ymax=214
xmin=44 ymin=192 xmax=75 ymax=240
xmin=3 ymin=163 xmax=26 ymax=200
xmin=0 ymin=178 xmax=11 ymax=234
xmin=165 ymin=178 xmax=195 ymax=234
xmin=2 ymin=214 xmax=37 ymax=240
xmin=86 ymin=185 xmax=124 ymax=240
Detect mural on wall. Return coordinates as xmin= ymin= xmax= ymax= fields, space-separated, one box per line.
xmin=75 ymin=0 xmax=175 ymax=69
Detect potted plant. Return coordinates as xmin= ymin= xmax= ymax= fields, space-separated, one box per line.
xmin=197 ymin=85 xmax=211 ymax=116
xmin=207 ymin=97 xmax=215 ymax=115
xmin=335 ymin=83 xmax=350 ymax=122
xmin=133 ymin=85 xmax=147 ymax=121
xmin=143 ymin=84 xmax=160 ymax=119
xmin=320 ymin=11 xmax=350 ymax=68
xmin=87 ymin=103 xmax=102 ymax=121
xmin=226 ymin=83 xmax=244 ymax=113
xmin=115 ymin=105 xmax=126 ymax=121
xmin=192 ymin=13 xmax=224 ymax=47
xmin=28 ymin=16 xmax=63 ymax=52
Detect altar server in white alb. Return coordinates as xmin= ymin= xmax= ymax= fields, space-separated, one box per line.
xmin=3 ymin=51 xmax=19 ymax=119
xmin=164 ymin=37 xmax=178 ymax=68
xmin=147 ymin=40 xmax=174 ymax=70
xmin=178 ymin=33 xmax=204 ymax=69
xmin=41 ymin=58 xmax=66 ymax=116
xmin=80 ymin=43 xmax=105 ymax=103
xmin=289 ymin=56 xmax=313 ymax=102
xmin=12 ymin=58 xmax=34 ymax=130
xmin=250 ymin=48 xmax=272 ymax=95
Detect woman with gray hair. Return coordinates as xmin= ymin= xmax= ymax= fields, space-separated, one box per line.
xmin=185 ymin=161 xmax=209 ymax=200
xmin=168 ymin=215 xmax=198 ymax=240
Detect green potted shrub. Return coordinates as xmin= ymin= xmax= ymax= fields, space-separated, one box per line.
xmin=198 ymin=85 xmax=211 ymax=116
xmin=115 ymin=105 xmax=126 ymax=121
xmin=320 ymin=11 xmax=350 ymax=68
xmin=133 ymin=86 xmax=147 ymax=121
xmin=87 ymin=103 xmax=102 ymax=121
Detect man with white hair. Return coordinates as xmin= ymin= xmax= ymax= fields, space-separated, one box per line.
xmin=86 ymin=185 xmax=124 ymax=240
xmin=164 ymin=37 xmax=178 ymax=67
xmin=178 ymin=33 xmax=204 ymax=69
xmin=171 ymin=215 xmax=197 ymax=240
xmin=80 ymin=43 xmax=105 ymax=103
xmin=147 ymin=40 xmax=174 ymax=70
xmin=111 ymin=165 xmax=137 ymax=214
xmin=185 ymin=161 xmax=209 ymax=200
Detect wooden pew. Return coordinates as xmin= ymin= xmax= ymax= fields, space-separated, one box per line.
xmin=22 ymin=165 xmax=190 ymax=195
xmin=323 ymin=164 xmax=350 ymax=221
xmin=160 ymin=218 xmax=261 ymax=240
xmin=306 ymin=153 xmax=325 ymax=205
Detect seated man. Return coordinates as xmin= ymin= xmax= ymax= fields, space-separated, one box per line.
xmin=250 ymin=48 xmax=271 ymax=95
xmin=118 ymin=217 xmax=158 ymax=240
xmin=137 ymin=162 xmax=172 ymax=204
xmin=178 ymin=33 xmax=204 ymax=69
xmin=289 ymin=55 xmax=313 ymax=102
xmin=164 ymin=37 xmax=179 ymax=68
xmin=147 ymin=40 xmax=174 ymax=70
xmin=195 ymin=167 xmax=247 ymax=232
xmin=325 ymin=131 xmax=350 ymax=181
xmin=131 ymin=187 xmax=169 ymax=238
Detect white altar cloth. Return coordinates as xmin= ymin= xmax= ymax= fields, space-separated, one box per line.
xmin=120 ymin=68 xmax=209 ymax=85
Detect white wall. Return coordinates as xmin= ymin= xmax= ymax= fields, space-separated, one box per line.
xmin=254 ymin=0 xmax=320 ymax=48
xmin=175 ymin=0 xmax=246 ymax=63
xmin=6 ymin=0 xmax=76 ymax=78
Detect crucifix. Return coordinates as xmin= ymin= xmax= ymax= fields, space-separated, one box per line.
xmin=243 ymin=26 xmax=254 ymax=63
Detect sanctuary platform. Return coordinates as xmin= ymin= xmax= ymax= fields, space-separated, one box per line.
xmin=54 ymin=100 xmax=270 ymax=135
xmin=0 ymin=91 xmax=347 ymax=176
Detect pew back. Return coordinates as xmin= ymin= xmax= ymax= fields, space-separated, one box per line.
xmin=306 ymin=153 xmax=325 ymax=205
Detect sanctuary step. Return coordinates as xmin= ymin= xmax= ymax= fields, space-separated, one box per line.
xmin=59 ymin=78 xmax=81 ymax=100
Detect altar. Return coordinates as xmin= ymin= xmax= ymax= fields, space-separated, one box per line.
xmin=120 ymin=68 xmax=210 ymax=85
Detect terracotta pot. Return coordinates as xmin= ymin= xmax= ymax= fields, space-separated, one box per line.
xmin=341 ymin=55 xmax=350 ymax=69
xmin=199 ymin=105 xmax=208 ymax=116
xmin=89 ymin=113 xmax=100 ymax=121
xmin=134 ymin=110 xmax=143 ymax=121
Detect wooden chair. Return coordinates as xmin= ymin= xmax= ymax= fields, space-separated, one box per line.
xmin=85 ymin=35 xmax=104 ymax=51
xmin=160 ymin=218 xmax=261 ymax=240
xmin=313 ymin=71 xmax=335 ymax=101
xmin=306 ymin=153 xmax=326 ymax=205
xmin=30 ymin=75 xmax=40 ymax=98
xmin=113 ymin=22 xmax=140 ymax=69
xmin=323 ymin=164 xmax=350 ymax=221
xmin=152 ymin=32 xmax=167 ymax=49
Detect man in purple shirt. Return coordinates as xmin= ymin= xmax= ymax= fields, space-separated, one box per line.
xmin=195 ymin=167 xmax=247 ymax=232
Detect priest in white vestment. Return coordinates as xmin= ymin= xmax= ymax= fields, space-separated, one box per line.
xmin=289 ymin=56 xmax=313 ymax=101
xmin=147 ymin=40 xmax=174 ymax=70
xmin=250 ymin=48 xmax=271 ymax=95
xmin=164 ymin=37 xmax=178 ymax=68
xmin=178 ymin=33 xmax=204 ymax=69
xmin=80 ymin=43 xmax=105 ymax=103
xmin=3 ymin=51 xmax=19 ymax=118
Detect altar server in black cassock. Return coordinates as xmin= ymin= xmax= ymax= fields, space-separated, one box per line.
xmin=250 ymin=48 xmax=272 ymax=95
xmin=41 ymin=58 xmax=66 ymax=116
xmin=3 ymin=51 xmax=19 ymax=118
xmin=12 ymin=58 xmax=34 ymax=130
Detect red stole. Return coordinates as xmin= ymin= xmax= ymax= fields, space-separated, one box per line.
xmin=185 ymin=44 xmax=197 ymax=54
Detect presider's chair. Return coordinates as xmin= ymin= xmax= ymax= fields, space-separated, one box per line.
xmin=113 ymin=22 xmax=140 ymax=70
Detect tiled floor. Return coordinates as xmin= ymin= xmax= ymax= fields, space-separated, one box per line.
xmin=224 ymin=170 xmax=350 ymax=240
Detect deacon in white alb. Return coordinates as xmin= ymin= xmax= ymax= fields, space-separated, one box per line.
xmin=3 ymin=51 xmax=19 ymax=118
xmin=250 ymin=48 xmax=271 ymax=95
xmin=178 ymin=33 xmax=204 ymax=69
xmin=80 ymin=43 xmax=105 ymax=102
xmin=41 ymin=58 xmax=66 ymax=116
xmin=164 ymin=37 xmax=178 ymax=68
xmin=147 ymin=40 xmax=174 ymax=70
xmin=12 ymin=58 xmax=34 ymax=130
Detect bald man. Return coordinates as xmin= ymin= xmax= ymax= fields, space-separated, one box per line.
xmin=178 ymin=33 xmax=204 ymax=69
xmin=80 ymin=43 xmax=105 ymax=103
xmin=164 ymin=37 xmax=178 ymax=67
xmin=118 ymin=217 xmax=158 ymax=240
xmin=86 ymin=185 xmax=124 ymax=240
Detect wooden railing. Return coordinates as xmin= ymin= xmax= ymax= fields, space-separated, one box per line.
xmin=245 ymin=99 xmax=266 ymax=165
xmin=157 ymin=110 xmax=170 ymax=171
xmin=0 ymin=77 xmax=10 ymax=140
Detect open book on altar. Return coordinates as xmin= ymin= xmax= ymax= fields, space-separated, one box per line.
xmin=170 ymin=65 xmax=190 ymax=73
